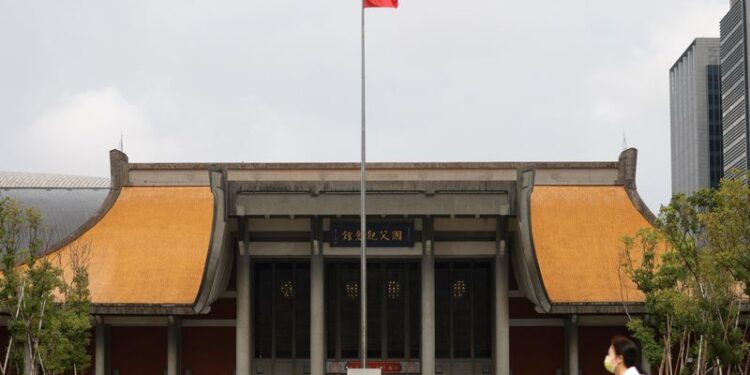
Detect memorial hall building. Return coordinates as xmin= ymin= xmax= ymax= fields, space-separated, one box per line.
xmin=0 ymin=148 xmax=656 ymax=375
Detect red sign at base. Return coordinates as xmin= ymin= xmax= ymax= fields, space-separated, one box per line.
xmin=346 ymin=361 xmax=402 ymax=373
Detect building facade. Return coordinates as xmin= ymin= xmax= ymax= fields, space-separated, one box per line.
xmin=1 ymin=149 xmax=656 ymax=375
xmin=721 ymin=0 xmax=749 ymax=177
xmin=670 ymin=38 xmax=723 ymax=194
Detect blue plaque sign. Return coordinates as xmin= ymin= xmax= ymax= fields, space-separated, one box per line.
xmin=330 ymin=222 xmax=415 ymax=248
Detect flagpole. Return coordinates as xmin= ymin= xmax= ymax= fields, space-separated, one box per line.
xmin=359 ymin=0 xmax=368 ymax=371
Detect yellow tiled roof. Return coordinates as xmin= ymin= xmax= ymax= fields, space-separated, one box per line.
xmin=45 ymin=187 xmax=214 ymax=305
xmin=530 ymin=186 xmax=651 ymax=303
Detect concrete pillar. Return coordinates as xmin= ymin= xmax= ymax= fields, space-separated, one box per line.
xmin=421 ymin=236 xmax=435 ymax=375
xmin=167 ymin=316 xmax=181 ymax=375
xmin=95 ymin=316 xmax=107 ymax=375
xmin=494 ymin=240 xmax=510 ymax=375
xmin=237 ymin=217 xmax=252 ymax=375
xmin=565 ymin=315 xmax=579 ymax=375
xmin=310 ymin=239 xmax=326 ymax=375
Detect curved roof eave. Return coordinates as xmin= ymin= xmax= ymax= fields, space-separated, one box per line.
xmin=513 ymin=148 xmax=656 ymax=314
xmin=44 ymin=150 xmax=229 ymax=315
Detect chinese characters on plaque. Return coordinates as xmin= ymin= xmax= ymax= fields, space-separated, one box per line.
xmin=330 ymin=222 xmax=415 ymax=248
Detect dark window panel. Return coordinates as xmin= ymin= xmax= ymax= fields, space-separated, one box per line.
xmin=326 ymin=263 xmax=337 ymax=358
xmin=409 ymin=262 xmax=421 ymax=359
xmin=340 ymin=263 xmax=360 ymax=359
xmin=386 ymin=263 xmax=405 ymax=359
xmin=452 ymin=263 xmax=472 ymax=358
xmin=254 ymin=263 xmax=273 ymax=359
xmin=295 ymin=263 xmax=311 ymax=358
xmin=275 ymin=263 xmax=294 ymax=358
xmin=474 ymin=263 xmax=492 ymax=358
xmin=254 ymin=261 xmax=311 ymax=360
xmin=367 ymin=263 xmax=382 ymax=359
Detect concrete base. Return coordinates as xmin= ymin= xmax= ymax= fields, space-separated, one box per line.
xmin=347 ymin=370 xmax=382 ymax=375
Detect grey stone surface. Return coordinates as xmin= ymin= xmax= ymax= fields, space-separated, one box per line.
xmin=310 ymin=251 xmax=325 ymax=375
xmin=421 ymin=220 xmax=435 ymax=375
xmin=167 ymin=316 xmax=181 ymax=375
xmin=513 ymin=168 xmax=551 ymax=312
xmin=95 ymin=317 xmax=106 ymax=375
xmin=236 ymin=218 xmax=252 ymax=375
xmin=192 ymin=169 xmax=231 ymax=314
xmin=565 ymin=316 xmax=579 ymax=375
xmin=494 ymin=244 xmax=509 ymax=375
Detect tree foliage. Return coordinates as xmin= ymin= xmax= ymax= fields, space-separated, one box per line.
xmin=0 ymin=196 xmax=92 ymax=375
xmin=621 ymin=176 xmax=750 ymax=375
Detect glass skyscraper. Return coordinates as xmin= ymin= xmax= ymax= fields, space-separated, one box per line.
xmin=720 ymin=0 xmax=748 ymax=178
xmin=670 ymin=38 xmax=723 ymax=194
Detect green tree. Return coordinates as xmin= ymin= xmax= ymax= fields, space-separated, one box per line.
xmin=621 ymin=176 xmax=750 ymax=375
xmin=0 ymin=197 xmax=92 ymax=375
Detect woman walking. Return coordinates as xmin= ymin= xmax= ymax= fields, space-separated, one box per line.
xmin=604 ymin=335 xmax=647 ymax=375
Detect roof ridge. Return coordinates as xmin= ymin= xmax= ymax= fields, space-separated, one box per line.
xmin=0 ymin=171 xmax=110 ymax=189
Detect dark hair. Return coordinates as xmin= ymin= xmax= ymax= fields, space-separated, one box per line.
xmin=611 ymin=335 xmax=646 ymax=374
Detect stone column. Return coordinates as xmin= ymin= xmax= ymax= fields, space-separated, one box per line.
xmin=95 ymin=316 xmax=107 ymax=375
xmin=494 ymin=240 xmax=510 ymax=375
xmin=167 ymin=316 xmax=181 ymax=375
xmin=310 ymin=235 xmax=326 ymax=375
xmin=421 ymin=218 xmax=435 ymax=375
xmin=237 ymin=217 xmax=252 ymax=375
xmin=565 ymin=315 xmax=579 ymax=375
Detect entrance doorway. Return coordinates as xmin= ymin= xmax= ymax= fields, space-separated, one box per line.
xmin=325 ymin=261 xmax=421 ymax=362
xmin=253 ymin=261 xmax=311 ymax=374
xmin=250 ymin=259 xmax=493 ymax=375
xmin=435 ymin=261 xmax=493 ymax=375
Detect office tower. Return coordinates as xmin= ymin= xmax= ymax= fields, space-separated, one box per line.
xmin=721 ymin=0 xmax=748 ymax=178
xmin=670 ymin=38 xmax=723 ymax=194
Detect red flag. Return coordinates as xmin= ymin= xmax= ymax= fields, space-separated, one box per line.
xmin=364 ymin=0 xmax=398 ymax=8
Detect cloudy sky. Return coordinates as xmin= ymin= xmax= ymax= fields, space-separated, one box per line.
xmin=0 ymin=0 xmax=730 ymax=211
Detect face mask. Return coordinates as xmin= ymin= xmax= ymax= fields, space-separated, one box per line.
xmin=604 ymin=355 xmax=616 ymax=373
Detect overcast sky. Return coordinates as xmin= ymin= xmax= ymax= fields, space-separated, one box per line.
xmin=0 ymin=0 xmax=730 ymax=212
